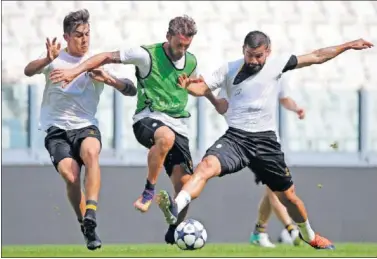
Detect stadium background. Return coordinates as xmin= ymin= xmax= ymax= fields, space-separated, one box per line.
xmin=2 ymin=0 xmax=377 ymax=245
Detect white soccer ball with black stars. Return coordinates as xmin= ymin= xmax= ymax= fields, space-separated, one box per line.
xmin=174 ymin=218 xmax=207 ymax=250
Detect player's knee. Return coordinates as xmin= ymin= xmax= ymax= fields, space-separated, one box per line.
xmin=81 ymin=147 xmax=100 ymax=165
xmin=57 ymin=159 xmax=81 ymax=185
xmin=194 ymin=156 xmax=220 ymax=181
xmin=277 ymin=185 xmax=299 ymax=205
xmin=60 ymin=168 xmax=80 ymax=185
xmin=154 ymin=127 xmax=175 ymax=152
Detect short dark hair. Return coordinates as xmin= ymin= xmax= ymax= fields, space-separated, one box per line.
xmin=244 ymin=31 xmax=271 ymax=49
xmin=168 ymin=15 xmax=197 ymax=37
xmin=63 ymin=9 xmax=90 ymax=34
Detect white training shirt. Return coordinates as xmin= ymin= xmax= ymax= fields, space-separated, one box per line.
xmin=38 ymin=50 xmax=105 ymax=131
xmin=206 ymin=54 xmax=292 ymax=133
xmin=119 ymin=45 xmax=199 ymax=138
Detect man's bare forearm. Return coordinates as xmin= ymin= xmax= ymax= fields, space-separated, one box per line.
xmin=204 ymin=89 xmax=219 ymax=107
xmin=280 ymin=97 xmax=299 ymax=112
xmin=73 ymin=51 xmax=122 ymax=77
xmin=24 ymin=57 xmax=51 ymax=77
xmin=312 ymin=43 xmax=351 ymax=64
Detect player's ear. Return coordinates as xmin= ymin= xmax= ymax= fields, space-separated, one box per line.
xmin=166 ymin=32 xmax=171 ymax=41
xmin=63 ymin=33 xmax=69 ymax=42
xmin=265 ymin=46 xmax=271 ymax=57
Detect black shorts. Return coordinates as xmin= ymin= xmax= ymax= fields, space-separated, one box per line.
xmin=204 ymin=127 xmax=293 ymax=192
xmin=133 ymin=117 xmax=193 ymax=177
xmin=44 ymin=125 xmax=102 ymax=171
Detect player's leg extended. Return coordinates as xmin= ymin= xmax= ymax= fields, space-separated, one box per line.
xmin=79 ymin=135 xmax=102 ymax=250
xmin=250 ymin=187 xmax=275 ymax=247
xmin=157 ymin=155 xmax=221 ymax=225
xmin=274 ymin=185 xmax=334 ymax=249
xmin=164 ymin=165 xmax=192 ymax=244
xmin=254 ymin=133 xmax=334 ymax=249
xmin=157 ymin=130 xmax=248 ymax=225
xmin=134 ymin=125 xmax=175 ymax=212
xmin=266 ymin=187 xmax=301 ymax=246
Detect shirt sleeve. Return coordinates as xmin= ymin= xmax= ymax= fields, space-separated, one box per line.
xmin=119 ymin=46 xmax=151 ymax=78
xmin=282 ymin=55 xmax=298 ymax=73
xmin=203 ymin=63 xmax=229 ymax=91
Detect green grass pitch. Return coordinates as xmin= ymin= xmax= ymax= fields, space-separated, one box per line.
xmin=2 ymin=243 xmax=377 ymax=257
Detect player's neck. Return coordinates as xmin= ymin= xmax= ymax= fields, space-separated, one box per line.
xmin=162 ymin=42 xmax=179 ymax=62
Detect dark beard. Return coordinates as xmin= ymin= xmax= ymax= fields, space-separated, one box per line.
xmin=167 ymin=45 xmax=180 ymax=61
xmin=243 ymin=63 xmax=263 ymax=75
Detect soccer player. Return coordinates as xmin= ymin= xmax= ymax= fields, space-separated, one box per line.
xmin=24 ymin=9 xmax=136 ymax=250
xmin=216 ymin=73 xmax=304 ymax=248
xmin=155 ymin=31 xmax=373 ymax=249
xmin=49 ymin=15 xmax=226 ymax=244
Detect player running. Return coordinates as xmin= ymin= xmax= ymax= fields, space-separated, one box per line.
xmin=24 ymin=9 xmax=136 ymax=250
xmin=49 ymin=15 xmax=226 ymax=244
xmin=155 ymin=31 xmax=373 ymax=250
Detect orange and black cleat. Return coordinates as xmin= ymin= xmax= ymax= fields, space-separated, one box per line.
xmin=300 ymin=233 xmax=335 ymax=250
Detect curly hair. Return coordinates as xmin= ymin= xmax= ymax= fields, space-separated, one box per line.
xmin=168 ymin=15 xmax=197 ymax=37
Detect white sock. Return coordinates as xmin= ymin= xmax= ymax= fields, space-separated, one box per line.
xmin=297 ymin=220 xmax=315 ymax=242
xmin=175 ymin=190 xmax=191 ymax=214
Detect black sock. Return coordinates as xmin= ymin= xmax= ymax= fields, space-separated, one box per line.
xmin=145 ymin=179 xmax=155 ymax=191
xmin=168 ymin=224 xmax=177 ymax=232
xmin=78 ymin=218 xmax=83 ymax=225
xmin=85 ymin=200 xmax=97 ymax=219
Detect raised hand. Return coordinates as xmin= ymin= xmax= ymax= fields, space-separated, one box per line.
xmin=46 ymin=37 xmax=61 ymax=61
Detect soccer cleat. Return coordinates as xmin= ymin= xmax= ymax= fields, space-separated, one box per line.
xmin=156 ymin=190 xmax=178 ymax=225
xmin=165 ymin=225 xmax=177 ymax=245
xmin=250 ymin=233 xmax=276 ymax=248
xmin=82 ymin=215 xmax=102 ymax=250
xmin=290 ymin=229 xmax=302 ymax=246
xmin=134 ymin=189 xmax=154 ymax=213
xmin=299 ymin=233 xmax=335 ymax=250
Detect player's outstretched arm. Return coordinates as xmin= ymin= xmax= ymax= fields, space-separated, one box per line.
xmin=178 ymin=73 xmax=228 ymax=115
xmin=295 ymin=38 xmax=373 ymax=69
xmin=49 ymin=51 xmax=122 ymax=86
xmin=279 ymin=97 xmax=305 ymax=120
xmin=88 ymin=68 xmax=137 ymax=96
xmin=24 ymin=37 xmax=61 ymax=77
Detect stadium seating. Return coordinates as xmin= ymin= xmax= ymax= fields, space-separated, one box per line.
xmin=2 ymin=1 xmax=377 ymax=152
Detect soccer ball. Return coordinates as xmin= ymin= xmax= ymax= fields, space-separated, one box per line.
xmin=174 ymin=219 xmax=207 ymax=250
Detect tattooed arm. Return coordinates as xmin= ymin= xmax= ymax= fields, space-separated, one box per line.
xmin=295 ymin=38 xmax=373 ymax=69
xmin=50 ymin=51 xmax=122 ymax=85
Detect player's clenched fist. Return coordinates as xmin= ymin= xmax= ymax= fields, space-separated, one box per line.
xmin=46 ymin=37 xmax=61 ymax=61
